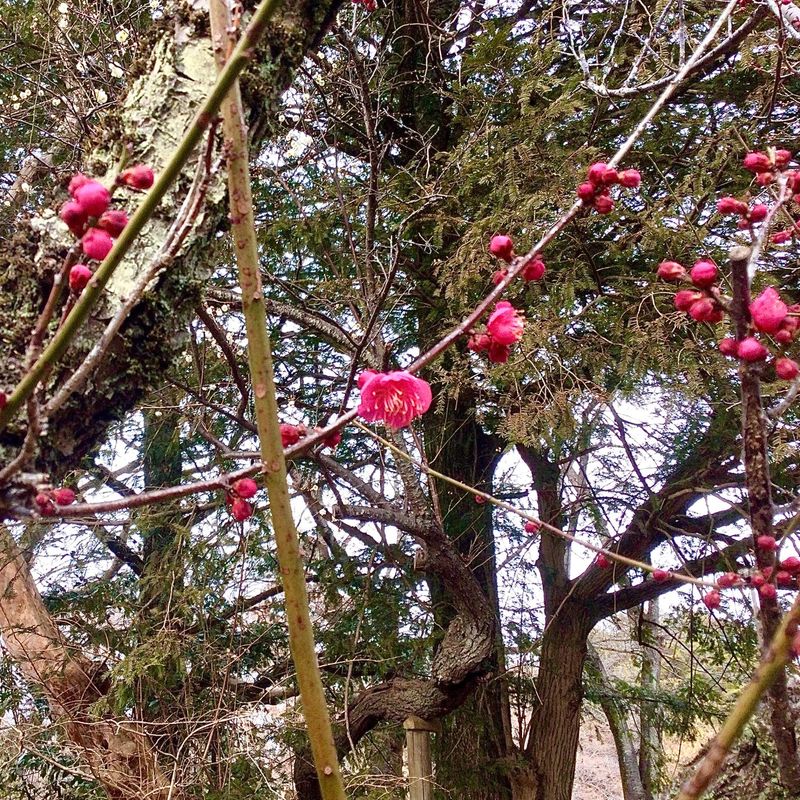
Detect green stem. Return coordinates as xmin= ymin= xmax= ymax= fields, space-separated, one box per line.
xmin=209 ymin=3 xmax=346 ymax=798
xmin=676 ymin=592 xmax=800 ymax=800
xmin=0 ymin=0 xmax=283 ymax=433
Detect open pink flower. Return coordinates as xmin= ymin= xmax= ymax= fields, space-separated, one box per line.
xmin=486 ymin=301 xmax=524 ymax=345
xmin=750 ymin=287 xmax=788 ymax=334
xmin=357 ymin=370 xmax=432 ymax=429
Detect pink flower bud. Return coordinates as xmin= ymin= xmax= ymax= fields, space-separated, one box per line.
xmin=738 ymin=336 xmax=768 ymax=362
xmin=486 ymin=301 xmax=524 ymax=345
xmin=280 ymin=423 xmax=301 ymax=447
xmin=777 ymin=570 xmax=793 ymax=587
xmin=748 ymin=204 xmax=768 ymax=222
xmin=618 ymin=169 xmax=641 ymax=188
xmin=322 ymin=429 xmax=342 ymax=448
xmin=716 ymin=196 xmax=748 ymax=215
xmin=756 ymin=171 xmax=774 ymax=187
xmin=600 ymin=167 xmax=619 ymax=185
xmin=233 ymin=477 xmax=258 ymax=499
xmin=82 ymin=228 xmax=114 ymax=260
xmin=595 ymin=553 xmax=611 ymax=569
xmin=487 ymin=341 xmax=510 ymax=363
xmin=587 ymin=162 xmax=608 ymax=185
xmin=230 ymin=497 xmax=253 ymax=521
xmin=750 ymin=287 xmax=788 ymax=334
xmin=743 ymin=151 xmax=772 ymax=172
xmin=689 ymin=258 xmax=718 ymax=288
xmin=52 ymin=488 xmax=76 ymax=506
xmin=489 ymin=235 xmax=514 ymax=262
xmin=68 ymin=173 xmax=90 ymax=197
xmin=702 ymin=591 xmax=721 ymax=610
xmin=593 ymin=195 xmax=614 ymax=214
xmin=772 ymin=230 xmax=793 ymax=244
xmin=467 ymin=333 xmax=491 ymax=353
xmin=674 ymin=290 xmax=704 ymax=312
xmin=782 ymin=557 xmax=800 ymax=573
xmin=652 ymin=569 xmax=671 ymax=582
xmin=719 ymin=337 xmax=739 ymax=356
xmin=688 ymin=298 xmax=718 ymax=322
xmin=775 ymin=149 xmax=793 ymax=167
xmin=524 ymin=521 xmax=541 ymax=534
xmin=492 ymin=269 xmax=508 ymax=286
xmin=73 ymin=180 xmax=110 ymax=217
xmin=522 ymin=258 xmax=545 ymax=281
xmin=68 ymin=264 xmax=93 ymax=293
xmin=759 ymin=583 xmax=778 ymax=601
xmin=34 ymin=493 xmax=55 ymax=516
xmin=717 ymin=572 xmax=739 ymax=588
xmin=751 ymin=572 xmax=766 ymax=588
xmin=119 ymin=164 xmax=155 ymax=190
xmin=577 ymin=182 xmax=596 ymax=202
xmin=657 ymin=260 xmax=686 ymax=281
xmin=757 ymin=534 xmax=778 ymax=551
xmin=776 ymin=357 xmax=800 ymax=380
xmin=98 ymin=209 xmax=128 ymax=237
xmin=59 ymin=201 xmax=88 ymax=236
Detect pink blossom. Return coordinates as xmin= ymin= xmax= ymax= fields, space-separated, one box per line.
xmin=357 ymin=370 xmax=432 ymax=429
xmin=716 ymin=196 xmax=748 ymax=216
xmin=593 ymin=195 xmax=614 ymax=214
xmin=68 ymin=173 xmax=90 ymax=197
xmin=82 ymin=228 xmax=114 ymax=260
xmin=230 ymin=497 xmax=253 ymax=521
xmin=487 ymin=301 xmax=524 ymax=346
xmin=718 ymin=338 xmax=738 ymax=357
xmin=577 ymin=182 xmax=596 ymax=202
xmin=587 ymin=162 xmax=608 ymax=185
xmin=52 ymin=488 xmax=76 ymax=506
xmin=750 ymin=286 xmax=788 ymax=334
xmin=674 ymin=290 xmax=704 ymax=312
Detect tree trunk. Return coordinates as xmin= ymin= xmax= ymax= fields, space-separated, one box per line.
xmin=637 ymin=600 xmax=661 ymax=800
xmin=519 ymin=603 xmax=592 ymax=800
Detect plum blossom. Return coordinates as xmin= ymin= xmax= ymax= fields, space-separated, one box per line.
xmin=486 ymin=301 xmax=524 ymax=345
xmin=357 ymin=370 xmax=432 ymax=429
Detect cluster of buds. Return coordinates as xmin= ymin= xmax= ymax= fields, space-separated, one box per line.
xmin=281 ymin=421 xmax=342 ymax=450
xmin=488 ymin=235 xmax=546 ymax=284
xmin=660 ymin=257 xmax=724 ymax=324
xmin=658 ymin=150 xmax=800 ymax=382
xmin=576 ymin=162 xmax=641 ymax=214
xmin=34 ymin=486 xmax=76 ymax=516
xmin=467 ymin=300 xmax=526 ymax=364
xmin=59 ymin=165 xmax=153 ymax=294
xmin=716 ymin=196 xmax=768 ymax=229
xmin=227 ymin=477 xmax=258 ymax=522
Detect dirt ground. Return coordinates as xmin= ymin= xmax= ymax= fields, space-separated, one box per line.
xmin=573 ymin=716 xmax=625 ymax=800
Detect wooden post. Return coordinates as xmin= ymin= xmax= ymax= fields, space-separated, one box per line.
xmin=404 ymin=715 xmax=441 ymax=800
